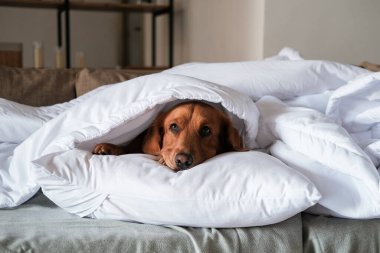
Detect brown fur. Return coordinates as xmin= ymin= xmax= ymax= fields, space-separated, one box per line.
xmin=93 ymin=101 xmax=246 ymax=171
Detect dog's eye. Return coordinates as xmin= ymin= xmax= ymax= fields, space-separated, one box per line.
xmin=169 ymin=123 xmax=179 ymax=133
xmin=199 ymin=126 xmax=211 ymax=137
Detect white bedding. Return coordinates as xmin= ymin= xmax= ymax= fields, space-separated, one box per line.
xmin=1 ymin=48 xmax=380 ymax=227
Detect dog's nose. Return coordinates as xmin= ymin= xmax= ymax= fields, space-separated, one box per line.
xmin=175 ymin=153 xmax=193 ymax=170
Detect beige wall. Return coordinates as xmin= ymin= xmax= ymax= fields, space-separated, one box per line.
xmin=173 ymin=0 xmax=264 ymax=64
xmin=0 ymin=1 xmax=122 ymax=68
xmin=173 ymin=0 xmax=380 ymax=65
xmin=162 ymin=0 xmax=264 ymax=65
xmin=264 ymin=0 xmax=380 ymax=64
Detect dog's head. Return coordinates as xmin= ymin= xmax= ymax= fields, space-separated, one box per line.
xmin=142 ymin=101 xmax=245 ymax=171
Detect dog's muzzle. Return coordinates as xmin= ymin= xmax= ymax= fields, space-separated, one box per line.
xmin=175 ymin=152 xmax=193 ymax=170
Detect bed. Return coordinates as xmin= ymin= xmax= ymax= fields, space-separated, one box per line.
xmin=1 ymin=48 xmax=380 ymax=252
xmin=0 ymin=191 xmax=303 ymax=252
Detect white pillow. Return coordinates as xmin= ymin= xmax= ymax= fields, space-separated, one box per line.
xmin=33 ymin=149 xmax=320 ymax=228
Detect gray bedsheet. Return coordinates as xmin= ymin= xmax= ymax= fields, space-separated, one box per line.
xmin=303 ymin=213 xmax=380 ymax=253
xmin=0 ymin=191 xmax=302 ymax=253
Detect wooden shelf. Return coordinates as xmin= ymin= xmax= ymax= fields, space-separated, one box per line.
xmin=0 ymin=0 xmax=170 ymax=13
xmin=0 ymin=0 xmax=174 ymax=68
xmin=70 ymin=2 xmax=169 ymax=13
xmin=0 ymin=0 xmax=61 ymax=9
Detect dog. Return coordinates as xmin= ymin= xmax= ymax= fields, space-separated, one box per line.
xmin=92 ymin=101 xmax=246 ymax=171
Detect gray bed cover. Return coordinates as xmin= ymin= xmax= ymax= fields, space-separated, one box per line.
xmin=0 ymin=191 xmax=302 ymax=253
xmin=302 ymin=213 xmax=380 ymax=253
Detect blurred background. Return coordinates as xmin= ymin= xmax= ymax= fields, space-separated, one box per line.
xmin=0 ymin=0 xmax=379 ymax=69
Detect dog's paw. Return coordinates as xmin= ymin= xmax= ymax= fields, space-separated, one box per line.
xmin=158 ymin=156 xmax=166 ymax=165
xmin=92 ymin=143 xmax=125 ymax=156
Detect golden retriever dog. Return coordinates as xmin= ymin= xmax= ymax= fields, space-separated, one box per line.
xmin=92 ymin=101 xmax=245 ymax=171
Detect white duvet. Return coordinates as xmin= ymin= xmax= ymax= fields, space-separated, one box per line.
xmin=1 ymin=48 xmax=380 ymax=227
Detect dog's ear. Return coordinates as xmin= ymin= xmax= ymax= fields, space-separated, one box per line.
xmin=219 ymin=117 xmax=246 ymax=153
xmin=142 ymin=113 xmax=164 ymax=155
xmin=227 ymin=122 xmax=246 ymax=151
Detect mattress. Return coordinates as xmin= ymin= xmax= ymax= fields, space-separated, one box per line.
xmin=0 ymin=191 xmax=302 ymax=253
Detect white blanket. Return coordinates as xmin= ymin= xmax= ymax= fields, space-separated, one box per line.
xmin=1 ymin=48 xmax=380 ymax=225
xmin=0 ymin=73 xmax=259 ymax=208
